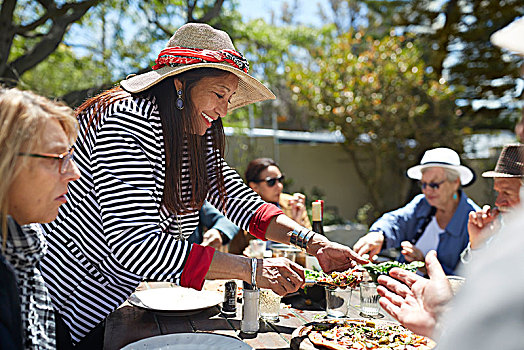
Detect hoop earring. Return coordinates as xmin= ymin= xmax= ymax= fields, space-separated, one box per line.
xmin=175 ymin=89 xmax=184 ymax=110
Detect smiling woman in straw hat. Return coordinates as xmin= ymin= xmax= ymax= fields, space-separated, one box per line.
xmin=38 ymin=23 xmax=368 ymax=347
xmin=353 ymin=147 xmax=480 ymax=275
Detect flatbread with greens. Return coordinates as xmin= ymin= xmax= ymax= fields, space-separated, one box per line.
xmin=362 ymin=261 xmax=424 ymax=282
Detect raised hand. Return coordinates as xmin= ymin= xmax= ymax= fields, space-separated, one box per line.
xmin=201 ymin=229 xmax=224 ymax=249
xmin=400 ymin=241 xmax=425 ymax=263
xmin=376 ymin=250 xmax=453 ymax=337
xmin=468 ymin=205 xmax=499 ymax=249
xmin=353 ymin=231 xmax=384 ymax=259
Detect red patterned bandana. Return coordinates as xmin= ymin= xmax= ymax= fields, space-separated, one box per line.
xmin=152 ymin=47 xmax=249 ymax=73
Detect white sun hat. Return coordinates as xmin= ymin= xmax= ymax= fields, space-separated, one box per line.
xmin=406 ymin=147 xmax=476 ymax=186
xmin=490 ymin=17 xmax=524 ymax=56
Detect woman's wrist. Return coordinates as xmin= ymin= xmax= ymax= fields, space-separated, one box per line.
xmin=306 ymin=232 xmax=330 ymax=256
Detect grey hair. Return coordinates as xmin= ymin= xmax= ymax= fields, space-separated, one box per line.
xmin=444 ymin=168 xmax=461 ymax=183
xmin=421 ymin=167 xmax=461 ymax=184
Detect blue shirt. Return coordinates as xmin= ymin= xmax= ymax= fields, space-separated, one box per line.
xmin=188 ymin=201 xmax=240 ymax=245
xmin=369 ymin=190 xmax=480 ymax=275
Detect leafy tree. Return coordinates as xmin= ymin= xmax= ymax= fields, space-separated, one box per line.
xmin=1 ymin=0 xmax=101 ymax=87
xmin=287 ymin=31 xmax=464 ymax=219
xmin=365 ymin=0 xmax=524 ymax=130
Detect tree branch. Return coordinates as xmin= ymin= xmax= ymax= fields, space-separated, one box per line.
xmin=199 ymin=0 xmax=224 ymax=23
xmin=186 ymin=0 xmax=196 ymax=22
xmin=0 ymin=0 xmax=17 ymax=76
xmin=8 ymin=0 xmax=101 ymax=80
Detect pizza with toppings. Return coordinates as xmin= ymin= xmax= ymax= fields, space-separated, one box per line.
xmin=293 ymin=319 xmax=436 ymax=350
xmin=305 ymin=268 xmax=364 ymax=289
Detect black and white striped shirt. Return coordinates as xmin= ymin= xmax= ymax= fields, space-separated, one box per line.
xmin=40 ymin=96 xmax=265 ymax=343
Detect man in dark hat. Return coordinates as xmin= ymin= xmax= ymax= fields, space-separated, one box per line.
xmin=460 ymin=143 xmax=524 ymax=263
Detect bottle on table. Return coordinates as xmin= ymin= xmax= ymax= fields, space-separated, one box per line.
xmin=312 ymin=201 xmax=324 ymax=235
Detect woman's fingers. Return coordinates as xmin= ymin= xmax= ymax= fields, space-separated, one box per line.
xmin=258 ymin=257 xmax=305 ymax=296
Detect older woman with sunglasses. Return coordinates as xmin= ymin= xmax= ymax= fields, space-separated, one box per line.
xmin=0 ymin=88 xmax=80 ymax=349
xmin=353 ymin=148 xmax=480 ymax=275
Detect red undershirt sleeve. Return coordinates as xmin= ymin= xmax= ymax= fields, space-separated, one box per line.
xmin=248 ymin=203 xmax=284 ymax=240
xmin=180 ymin=244 xmax=215 ymax=290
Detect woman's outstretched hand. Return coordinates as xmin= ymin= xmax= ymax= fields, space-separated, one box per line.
xmin=256 ymin=257 xmax=305 ymax=296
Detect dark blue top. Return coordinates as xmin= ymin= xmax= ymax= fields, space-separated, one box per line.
xmin=188 ymin=201 xmax=240 ymax=245
xmin=369 ymin=190 xmax=480 ymax=275
xmin=0 ymin=222 xmax=23 ymax=350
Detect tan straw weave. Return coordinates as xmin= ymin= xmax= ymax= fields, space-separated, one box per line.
xmin=120 ymin=23 xmax=275 ymax=110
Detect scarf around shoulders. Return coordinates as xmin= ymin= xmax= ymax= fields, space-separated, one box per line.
xmin=1 ymin=217 xmax=56 ymax=349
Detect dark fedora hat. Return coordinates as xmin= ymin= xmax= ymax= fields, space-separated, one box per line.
xmin=482 ymin=144 xmax=524 ymax=178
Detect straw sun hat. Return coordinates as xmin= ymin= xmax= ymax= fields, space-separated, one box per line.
xmin=406 ymin=148 xmax=476 ymax=186
xmin=120 ymin=23 xmax=275 ymax=111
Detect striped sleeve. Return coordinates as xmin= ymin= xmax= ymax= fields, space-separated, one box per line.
xmin=91 ymin=101 xmax=193 ymax=282
xmin=205 ymin=148 xmax=269 ymax=233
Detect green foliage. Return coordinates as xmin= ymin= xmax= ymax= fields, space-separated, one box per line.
xmin=365 ymin=0 xmax=524 ymax=129
xmin=287 ymin=31 xmax=464 ymax=216
xmin=19 ymin=44 xmax=112 ymax=98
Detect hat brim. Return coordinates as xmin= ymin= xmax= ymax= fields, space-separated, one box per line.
xmin=482 ymin=170 xmax=524 ymax=178
xmin=490 ymin=17 xmax=524 ymax=56
xmin=407 ymin=164 xmax=475 ymax=186
xmin=120 ymin=63 xmax=276 ymax=111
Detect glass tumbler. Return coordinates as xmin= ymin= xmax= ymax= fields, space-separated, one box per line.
xmin=325 ymin=287 xmax=351 ymax=318
xmin=359 ymin=282 xmax=380 ymax=317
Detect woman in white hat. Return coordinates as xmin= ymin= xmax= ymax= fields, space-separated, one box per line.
xmin=39 ymin=23 xmax=367 ymax=347
xmin=353 ymin=147 xmax=479 ymax=275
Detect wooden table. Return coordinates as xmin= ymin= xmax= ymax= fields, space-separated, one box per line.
xmin=104 ymin=283 xmax=396 ymax=350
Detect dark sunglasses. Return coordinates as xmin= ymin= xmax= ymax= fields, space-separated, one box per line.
xmin=418 ymin=180 xmax=446 ymax=190
xmin=255 ymin=175 xmax=285 ymax=187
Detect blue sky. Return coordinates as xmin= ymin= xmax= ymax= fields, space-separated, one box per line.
xmin=237 ymin=0 xmax=327 ymax=26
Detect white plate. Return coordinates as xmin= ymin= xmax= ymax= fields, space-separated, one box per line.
xmin=121 ymin=333 xmax=253 ymax=350
xmin=128 ymin=287 xmax=223 ymax=313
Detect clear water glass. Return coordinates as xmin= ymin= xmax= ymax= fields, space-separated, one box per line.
xmin=360 ymin=282 xmax=380 ymax=316
xmin=325 ymin=287 xmax=351 ymax=318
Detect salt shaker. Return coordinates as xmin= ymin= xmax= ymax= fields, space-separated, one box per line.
xmin=241 ymin=282 xmax=259 ymax=334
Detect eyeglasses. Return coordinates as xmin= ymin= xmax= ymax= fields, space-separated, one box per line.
xmin=255 ymin=175 xmax=285 ymax=187
xmin=18 ymin=147 xmax=75 ymax=174
xmin=419 ymin=180 xmax=446 ymax=190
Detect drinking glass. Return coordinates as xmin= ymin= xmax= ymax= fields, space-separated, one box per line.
xmin=249 ymin=239 xmax=266 ymax=259
xmin=259 ymin=288 xmax=281 ymax=322
xmin=325 ymin=287 xmax=351 ymax=318
xmin=359 ymin=282 xmax=380 ymax=317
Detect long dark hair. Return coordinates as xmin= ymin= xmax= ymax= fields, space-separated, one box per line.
xmin=75 ymin=68 xmax=229 ymax=214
